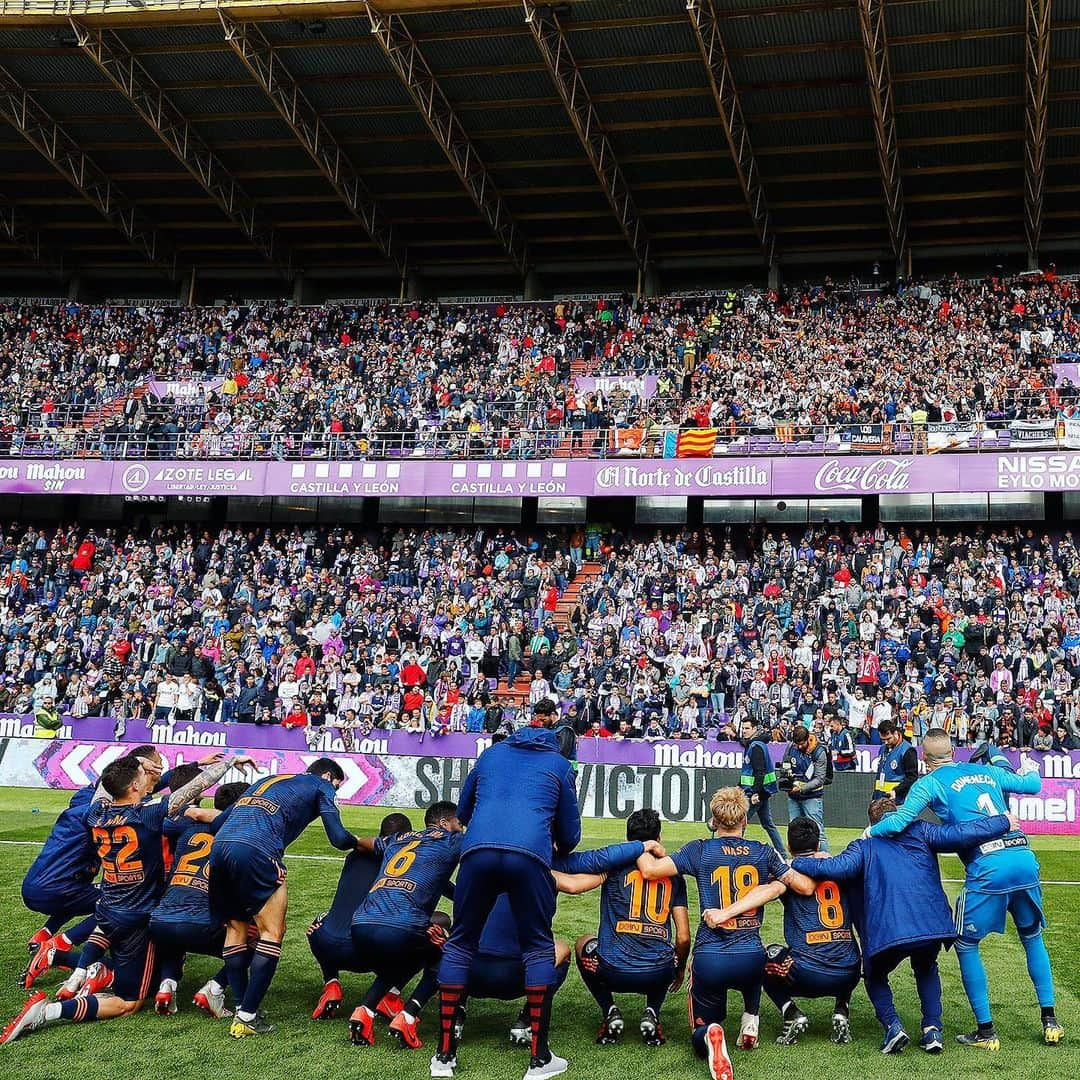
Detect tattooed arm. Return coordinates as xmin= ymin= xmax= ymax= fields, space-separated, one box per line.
xmin=166 ymin=755 xmax=255 ymax=816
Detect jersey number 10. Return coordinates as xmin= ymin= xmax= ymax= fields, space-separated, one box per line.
xmin=623 ymin=870 xmax=673 ymax=925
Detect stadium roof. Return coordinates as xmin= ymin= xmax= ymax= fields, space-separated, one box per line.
xmin=0 ymin=0 xmax=1078 ymax=294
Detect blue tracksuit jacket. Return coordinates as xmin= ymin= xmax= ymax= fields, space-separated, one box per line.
xmin=791 ymin=815 xmax=1010 ymax=960
xmin=457 ymin=726 xmax=581 ymax=866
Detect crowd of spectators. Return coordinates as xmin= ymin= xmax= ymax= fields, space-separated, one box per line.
xmin=1 ymin=518 xmax=1078 ymax=755
xmin=2 ymin=269 xmax=1079 ymax=459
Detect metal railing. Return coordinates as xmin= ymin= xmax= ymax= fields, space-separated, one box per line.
xmin=0 ymin=420 xmax=1064 ymax=460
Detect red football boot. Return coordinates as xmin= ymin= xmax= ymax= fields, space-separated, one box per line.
xmin=312 ymin=979 xmax=343 ymax=1020
xmin=376 ymin=989 xmax=405 ymax=1022
xmin=348 ymin=1006 xmax=376 ymax=1046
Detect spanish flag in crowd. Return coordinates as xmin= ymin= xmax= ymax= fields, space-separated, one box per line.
xmin=663 ymin=427 xmax=718 ymax=457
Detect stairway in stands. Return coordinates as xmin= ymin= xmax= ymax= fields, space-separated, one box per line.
xmin=79 ymin=383 xmax=151 ymax=431
xmin=492 ymin=560 xmax=603 ymax=704
xmin=552 ymin=356 xmax=602 ymax=457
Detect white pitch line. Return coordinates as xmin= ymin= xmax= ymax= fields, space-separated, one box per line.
xmin=1 ymin=838 xmax=1079 ymax=884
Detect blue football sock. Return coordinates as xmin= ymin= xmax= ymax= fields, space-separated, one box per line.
xmin=691 ymin=1022 xmax=709 ymax=1058
xmin=240 ymin=938 xmax=281 ymax=1016
xmin=58 ymin=995 xmax=99 ymax=1023
xmin=362 ymin=974 xmax=392 ymax=1012
xmin=222 ymin=944 xmax=249 ymax=1007
xmin=409 ymin=968 xmax=440 ymax=1012
xmin=62 ymin=916 xmax=97 ymax=949
xmin=955 ymin=939 xmax=992 ymax=1025
xmin=1019 ymin=929 xmax=1055 ymax=1009
xmin=75 ymin=930 xmax=110 ymax=971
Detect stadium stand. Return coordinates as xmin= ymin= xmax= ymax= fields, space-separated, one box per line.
xmin=0 ymin=272 xmax=1079 ymax=459
xmin=1 ymin=520 xmax=1078 ymax=753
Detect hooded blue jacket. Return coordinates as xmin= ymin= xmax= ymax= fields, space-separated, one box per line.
xmin=458 ymin=726 xmax=580 ymax=866
xmin=791 ymin=815 xmax=1009 ymax=961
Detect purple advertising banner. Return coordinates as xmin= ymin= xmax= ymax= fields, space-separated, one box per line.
xmin=1054 ymin=362 xmax=1080 ymax=385
xmin=4 ymin=451 xmax=1080 ymax=498
xmin=1 ymin=714 xmax=1077 ymax=832
xmin=147 ymin=377 xmax=225 ymax=399
xmin=575 ymin=375 xmax=659 ymax=398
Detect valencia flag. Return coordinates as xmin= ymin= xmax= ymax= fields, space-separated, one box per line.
xmin=669 ymin=426 xmax=717 ymax=457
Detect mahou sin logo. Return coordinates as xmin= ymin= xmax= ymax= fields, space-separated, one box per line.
xmin=814 ymin=458 xmax=913 ymax=492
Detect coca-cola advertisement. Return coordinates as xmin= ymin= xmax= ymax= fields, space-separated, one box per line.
xmin=805 ymin=458 xmax=916 ymax=494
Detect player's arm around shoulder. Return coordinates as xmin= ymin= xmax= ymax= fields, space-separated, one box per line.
xmin=553 ymin=757 xmax=582 ymax=855
xmin=637 ymin=841 xmax=683 ymax=882
xmin=790 ymin=843 xmax=864 ymax=882
xmin=922 ymin=812 xmax=1014 ymax=853
xmin=993 ymin=759 xmax=1042 ymax=795
xmin=552 ymin=870 xmax=606 ymax=895
xmin=776 ymin=865 xmax=816 ymax=896
xmin=868 ymin=773 xmax=939 ymax=837
xmin=703 ymin=879 xmax=787 ymax=929
xmin=555 ymin=840 xmax=646 ymax=876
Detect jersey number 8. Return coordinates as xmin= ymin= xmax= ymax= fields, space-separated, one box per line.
xmin=815 ymin=881 xmax=844 ymax=928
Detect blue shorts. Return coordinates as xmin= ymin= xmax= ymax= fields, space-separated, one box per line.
xmin=97 ymin=916 xmax=156 ymax=1002
xmin=307 ymin=918 xmax=363 ymax=975
xmin=763 ymin=946 xmax=860 ymax=1001
xmin=351 ymin=922 xmax=439 ymax=984
xmin=595 ymin=955 xmax=675 ymax=997
xmin=467 ymin=954 xmax=525 ymax=1001
xmin=955 ymin=886 xmax=1045 ymax=943
xmin=208 ymin=842 xmax=286 ymax=922
xmin=688 ymin=947 xmax=764 ymax=1028
xmin=21 ymin=880 xmax=100 ymax=922
xmin=149 ymin=917 xmax=225 ymax=960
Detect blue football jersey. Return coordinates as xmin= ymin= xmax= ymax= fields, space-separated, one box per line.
xmin=671 ymin=836 xmax=790 ymax=953
xmin=86 ymin=796 xmax=172 ymax=927
xmin=22 ymin=784 xmax=99 ymax=895
xmin=871 ymin=762 xmax=1041 ymax=893
xmin=354 ymin=827 xmax=462 ymax=933
xmin=214 ymin=773 xmax=351 ymax=860
xmin=598 ymin=868 xmax=688 ymax=971
xmin=152 ymin=818 xmax=226 ymax=926
xmin=780 ymin=880 xmax=860 ymax=971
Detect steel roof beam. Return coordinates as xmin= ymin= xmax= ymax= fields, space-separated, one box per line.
xmin=0 ymin=194 xmax=64 ymax=275
xmin=70 ymin=19 xmax=292 ymax=281
xmin=522 ymin=0 xmax=649 ymax=270
xmin=363 ymin=1 xmax=531 ymax=278
xmin=1024 ymin=0 xmax=1052 ymax=267
xmin=0 ymin=62 xmax=175 ymax=277
xmin=857 ymin=0 xmax=909 ymax=273
xmin=219 ymin=12 xmax=406 ymax=277
xmin=686 ymin=0 xmax=776 ymax=267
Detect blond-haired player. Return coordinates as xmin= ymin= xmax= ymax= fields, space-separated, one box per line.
xmin=636 ymin=788 xmax=815 ymax=1080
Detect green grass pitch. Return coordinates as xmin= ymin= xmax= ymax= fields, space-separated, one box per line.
xmin=0 ymin=787 xmax=1077 ymax=1080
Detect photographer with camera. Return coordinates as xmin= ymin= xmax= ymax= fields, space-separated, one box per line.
xmin=779 ymin=726 xmax=831 ymax=852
